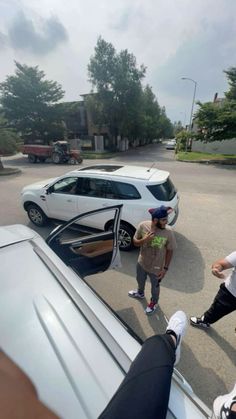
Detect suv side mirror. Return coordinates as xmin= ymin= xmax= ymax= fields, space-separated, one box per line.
xmin=46 ymin=186 xmax=53 ymax=194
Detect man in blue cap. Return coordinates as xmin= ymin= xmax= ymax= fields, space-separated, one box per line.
xmin=128 ymin=205 xmax=176 ymax=315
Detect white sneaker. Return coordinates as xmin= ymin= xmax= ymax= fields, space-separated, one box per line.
xmin=213 ymin=383 xmax=236 ymax=419
xmin=128 ymin=289 xmax=145 ymax=299
xmin=166 ymin=310 xmax=187 ymax=365
xmin=145 ymin=301 xmax=157 ymax=315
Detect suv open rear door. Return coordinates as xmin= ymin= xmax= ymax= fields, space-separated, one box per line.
xmin=46 ymin=205 xmax=122 ymax=278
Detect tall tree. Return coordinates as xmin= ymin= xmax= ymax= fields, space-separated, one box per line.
xmin=88 ymin=37 xmax=146 ymax=142
xmin=224 ymin=67 xmax=236 ymax=100
xmin=0 ymin=62 xmax=65 ymax=143
xmin=141 ymin=85 xmax=161 ymax=140
xmin=158 ymin=107 xmax=173 ymax=138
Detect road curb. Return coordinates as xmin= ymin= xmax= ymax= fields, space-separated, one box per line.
xmin=177 ymin=159 xmax=236 ymax=165
xmin=0 ymin=167 xmax=22 ymax=176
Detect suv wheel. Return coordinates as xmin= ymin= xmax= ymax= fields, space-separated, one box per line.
xmin=27 ymin=204 xmax=49 ymax=227
xmin=118 ymin=223 xmax=135 ymax=251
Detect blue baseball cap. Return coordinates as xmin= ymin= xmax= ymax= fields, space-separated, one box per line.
xmin=148 ymin=205 xmax=172 ymax=220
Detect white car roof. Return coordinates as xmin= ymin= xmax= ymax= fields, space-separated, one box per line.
xmin=0 ymin=225 xmax=211 ymax=419
xmin=0 ymin=224 xmax=36 ymax=247
xmin=0 ymin=225 xmax=140 ymax=419
xmin=70 ymin=164 xmax=169 ymax=182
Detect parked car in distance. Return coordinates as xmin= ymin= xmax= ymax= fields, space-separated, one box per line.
xmin=0 ymin=220 xmax=211 ymax=419
xmin=166 ymin=139 xmax=177 ymax=150
xmin=21 ymin=164 xmax=179 ymax=251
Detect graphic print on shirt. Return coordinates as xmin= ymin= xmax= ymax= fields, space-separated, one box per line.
xmin=151 ymin=236 xmax=167 ymax=249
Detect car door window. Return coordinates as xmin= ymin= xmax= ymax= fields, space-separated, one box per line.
xmin=76 ymin=177 xmax=109 ymax=198
xmin=99 ymin=179 xmax=116 ymax=199
xmin=112 ymin=181 xmax=141 ymax=200
xmin=51 ymin=177 xmax=78 ymax=194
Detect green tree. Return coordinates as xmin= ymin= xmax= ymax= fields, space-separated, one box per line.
xmin=173 ymin=120 xmax=183 ymax=136
xmin=176 ymin=130 xmax=192 ymax=152
xmin=195 ymin=100 xmax=236 ymax=142
xmin=224 ymin=67 xmax=236 ymax=100
xmin=141 ymin=85 xmax=161 ymax=141
xmin=195 ymin=66 xmax=236 ymax=142
xmin=0 ymin=62 xmax=65 ymax=144
xmin=0 ymin=113 xmax=20 ymax=170
xmin=158 ymin=107 xmax=173 ymax=138
xmin=88 ymin=37 xmax=146 ymax=143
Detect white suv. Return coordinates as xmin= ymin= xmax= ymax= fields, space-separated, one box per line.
xmin=21 ymin=164 xmax=179 ymax=250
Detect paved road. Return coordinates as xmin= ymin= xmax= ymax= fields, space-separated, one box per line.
xmin=1 ymin=145 xmax=236 ymax=408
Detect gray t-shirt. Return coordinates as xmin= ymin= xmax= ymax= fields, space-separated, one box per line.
xmin=225 ymin=251 xmax=236 ymax=297
xmin=134 ymin=221 xmax=177 ymax=274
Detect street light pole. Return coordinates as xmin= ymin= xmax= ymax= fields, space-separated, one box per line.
xmin=181 ymin=77 xmax=197 ymax=151
xmin=180 ymin=111 xmax=186 ymax=128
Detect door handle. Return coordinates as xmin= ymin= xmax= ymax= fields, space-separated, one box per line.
xmin=102 ymin=203 xmax=109 ymax=207
xmin=67 ymin=199 xmax=72 ymax=202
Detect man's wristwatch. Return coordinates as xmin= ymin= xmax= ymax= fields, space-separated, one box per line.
xmin=164 ymin=266 xmax=168 ymax=271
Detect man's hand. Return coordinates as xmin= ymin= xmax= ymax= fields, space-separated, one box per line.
xmin=133 ymin=231 xmax=154 ymax=247
xmin=211 ymin=257 xmax=233 ymax=279
xmin=0 ymin=351 xmax=59 ymax=419
xmin=157 ymin=270 xmax=166 ymax=280
xmin=211 ymin=264 xmax=225 ymax=279
xmin=143 ymin=232 xmax=154 ymax=243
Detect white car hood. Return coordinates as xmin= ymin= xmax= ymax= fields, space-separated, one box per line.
xmin=0 ymin=224 xmax=38 ymax=247
xmin=22 ymin=177 xmax=56 ymax=192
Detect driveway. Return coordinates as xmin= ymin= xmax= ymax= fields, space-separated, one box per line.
xmin=1 ymin=145 xmax=236 ymax=408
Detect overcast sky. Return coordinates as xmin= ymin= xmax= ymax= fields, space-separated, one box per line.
xmin=1 ymin=0 xmax=236 ymax=123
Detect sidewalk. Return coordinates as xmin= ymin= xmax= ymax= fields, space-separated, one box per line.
xmin=178 ymin=158 xmax=236 ymax=165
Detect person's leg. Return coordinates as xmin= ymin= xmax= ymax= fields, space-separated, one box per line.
xmin=128 ymin=263 xmax=147 ymax=298
xmin=213 ymin=382 xmax=236 ymax=419
xmin=190 ymin=284 xmax=236 ymax=328
xmin=229 ymin=411 xmax=236 ymax=419
xmin=98 ymin=311 xmax=187 ymax=419
xmin=145 ymin=272 xmax=160 ymax=314
xmin=204 ymin=284 xmax=236 ymax=323
xmin=149 ymin=272 xmax=160 ymax=304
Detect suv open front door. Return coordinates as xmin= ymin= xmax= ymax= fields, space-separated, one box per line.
xmin=46 ymin=204 xmax=122 ymax=278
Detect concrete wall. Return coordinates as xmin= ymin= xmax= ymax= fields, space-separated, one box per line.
xmin=192 ymin=138 xmax=236 ymax=154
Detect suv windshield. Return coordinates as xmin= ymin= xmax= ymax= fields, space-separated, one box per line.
xmin=147 ymin=178 xmax=176 ymax=201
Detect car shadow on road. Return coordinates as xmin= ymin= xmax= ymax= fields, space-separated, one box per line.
xmin=119 ymin=231 xmax=205 ymax=294
xmin=26 ymin=221 xmax=53 ymax=240
xmin=116 ymin=305 xmax=168 ymax=342
xmin=178 ymin=342 xmax=228 ymax=408
xmin=117 ymin=301 xmax=185 ymax=342
xmin=207 ymin=327 xmax=236 ymax=365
